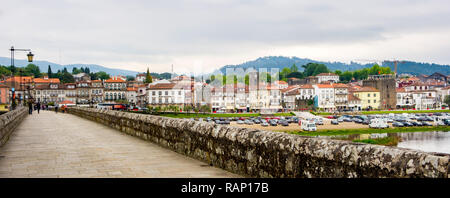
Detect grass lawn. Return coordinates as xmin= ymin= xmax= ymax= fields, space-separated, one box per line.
xmin=129 ymin=111 xmax=295 ymax=118
xmin=353 ymin=136 xmax=401 ymax=146
xmin=360 ymin=109 xmax=450 ymax=115
xmin=278 ymin=125 xmax=450 ymax=137
xmin=154 ymin=113 xmax=260 ymax=118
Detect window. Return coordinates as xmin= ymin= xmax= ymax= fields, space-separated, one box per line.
xmin=374 ymin=94 xmax=376 ymax=97
xmin=368 ymin=100 xmax=371 ymax=103
xmin=368 ymin=94 xmax=371 ymax=97
xmin=374 ymin=100 xmax=376 ymax=103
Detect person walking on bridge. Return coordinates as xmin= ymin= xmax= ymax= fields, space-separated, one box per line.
xmin=36 ymin=101 xmax=41 ymax=114
xmin=28 ymin=100 xmax=33 ymax=115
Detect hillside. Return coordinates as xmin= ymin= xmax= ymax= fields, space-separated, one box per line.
xmin=0 ymin=57 xmax=139 ymax=76
xmin=216 ymin=56 xmax=450 ymax=75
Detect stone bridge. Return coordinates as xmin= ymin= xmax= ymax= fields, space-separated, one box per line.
xmin=0 ymin=107 xmax=449 ymax=178
xmin=0 ymin=108 xmax=238 ymax=177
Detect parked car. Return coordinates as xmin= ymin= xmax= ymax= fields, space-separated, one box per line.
xmin=301 ymin=120 xmax=317 ymax=131
xmin=393 ymin=122 xmax=404 ymax=127
xmin=369 ymin=119 xmax=389 ymax=129
xmin=421 ymin=122 xmax=432 ymax=126
xmin=401 ymin=121 xmax=413 ymax=127
xmin=331 ymin=120 xmax=339 ymax=125
xmin=269 ymin=120 xmax=278 ymax=126
xmin=261 ymin=121 xmax=269 ymax=127
xmin=279 ymin=120 xmax=289 ymax=126
xmin=237 ymin=120 xmax=244 ymax=124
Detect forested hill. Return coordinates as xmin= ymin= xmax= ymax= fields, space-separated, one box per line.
xmin=216 ymin=56 xmax=450 ymax=75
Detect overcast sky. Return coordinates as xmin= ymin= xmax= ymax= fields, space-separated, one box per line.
xmin=1 ymin=0 xmax=450 ymax=74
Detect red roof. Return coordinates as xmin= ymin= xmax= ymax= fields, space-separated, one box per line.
xmin=352 ymin=86 xmax=379 ymax=92
xmin=60 ymin=100 xmax=75 ymax=104
xmin=33 ymin=78 xmax=60 ymax=84
xmin=316 ymin=84 xmax=334 ymax=88
xmin=105 ymin=77 xmax=126 ymax=83
xmin=316 ymin=73 xmax=339 ymax=76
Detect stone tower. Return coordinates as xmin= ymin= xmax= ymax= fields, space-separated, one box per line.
xmin=363 ymin=75 xmax=397 ymax=110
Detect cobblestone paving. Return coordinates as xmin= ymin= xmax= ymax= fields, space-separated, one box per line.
xmin=0 ymin=111 xmax=239 ymax=178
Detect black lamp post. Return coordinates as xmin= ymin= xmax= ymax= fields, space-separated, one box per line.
xmin=9 ymin=46 xmax=34 ymax=109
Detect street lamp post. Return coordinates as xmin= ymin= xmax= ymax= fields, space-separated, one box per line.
xmin=9 ymin=46 xmax=34 ymax=110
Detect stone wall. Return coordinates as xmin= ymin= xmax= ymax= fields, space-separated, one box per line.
xmin=67 ymin=107 xmax=449 ymax=178
xmin=0 ymin=107 xmax=27 ymax=147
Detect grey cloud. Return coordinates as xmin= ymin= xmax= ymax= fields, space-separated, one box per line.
xmin=1 ymin=0 xmax=449 ymax=72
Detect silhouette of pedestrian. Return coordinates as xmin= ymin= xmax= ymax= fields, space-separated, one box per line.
xmin=28 ymin=101 xmax=33 ymax=115
xmin=37 ymin=101 xmax=41 ymax=114
xmin=55 ymin=105 xmax=58 ymax=113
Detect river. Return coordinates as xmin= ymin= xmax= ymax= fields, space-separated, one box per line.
xmin=328 ymin=131 xmax=450 ymax=154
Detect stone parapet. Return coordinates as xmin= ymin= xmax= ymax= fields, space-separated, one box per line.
xmin=0 ymin=107 xmax=28 ymax=147
xmin=67 ymin=107 xmax=449 ymax=178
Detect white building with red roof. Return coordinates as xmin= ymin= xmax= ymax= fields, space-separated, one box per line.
xmin=316 ymin=73 xmax=339 ymax=83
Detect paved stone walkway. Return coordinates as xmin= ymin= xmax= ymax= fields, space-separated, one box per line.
xmin=0 ymin=110 xmax=239 ymax=178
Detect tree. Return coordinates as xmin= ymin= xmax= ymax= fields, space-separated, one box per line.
xmin=302 ymin=63 xmax=329 ymax=77
xmin=290 ymin=64 xmax=299 ymax=72
xmin=200 ymin=105 xmax=211 ymax=113
xmin=445 ymin=95 xmax=450 ymax=107
xmin=96 ymin=71 xmax=110 ymax=80
xmin=145 ymin=68 xmax=153 ymax=83
xmin=126 ymin=75 xmax=135 ymax=81
xmin=286 ymin=71 xmax=303 ymax=79
xmin=210 ymin=75 xmax=215 ymax=82
xmin=340 ymin=71 xmax=353 ymax=82
xmin=280 ymin=67 xmax=291 ymax=81
xmin=48 ymin=65 xmax=53 ymax=78
xmin=24 ymin=64 xmax=41 ymax=77
xmin=0 ymin=66 xmax=12 ymax=77
xmin=61 ymin=71 xmax=74 ymax=83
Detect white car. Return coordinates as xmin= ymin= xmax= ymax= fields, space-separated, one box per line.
xmin=369 ymin=119 xmax=389 ymax=129
xmin=301 ymin=120 xmax=317 ymax=131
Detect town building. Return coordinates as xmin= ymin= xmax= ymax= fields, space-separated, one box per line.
xmin=333 ymin=83 xmax=349 ymax=111
xmin=90 ymin=80 xmax=104 ymax=103
xmin=316 ymin=73 xmax=339 ymax=83
xmin=64 ymin=83 xmax=77 ymax=104
xmin=347 ymin=94 xmax=362 ymax=111
xmin=147 ymin=82 xmax=186 ymax=107
xmin=351 ymin=86 xmax=380 ymax=110
xmin=104 ymin=77 xmax=127 ymax=103
xmin=34 ymin=83 xmax=66 ymax=104
xmin=363 ymin=74 xmax=396 ymax=110
xmin=313 ymin=84 xmax=335 ymax=111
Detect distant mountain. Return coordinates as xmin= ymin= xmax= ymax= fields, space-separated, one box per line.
xmin=215 ymin=56 xmax=450 ymax=75
xmin=0 ymin=57 xmax=139 ymax=76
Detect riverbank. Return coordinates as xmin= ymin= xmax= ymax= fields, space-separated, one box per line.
xmin=311 ymin=109 xmax=450 ymax=116
xmin=278 ymin=125 xmax=450 ymax=136
xmin=128 ymin=111 xmax=294 ymax=118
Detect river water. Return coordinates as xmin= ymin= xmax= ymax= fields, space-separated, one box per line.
xmin=328 ymin=131 xmax=450 ymax=154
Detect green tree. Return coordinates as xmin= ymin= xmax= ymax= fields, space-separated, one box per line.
xmin=210 ymin=75 xmax=215 ymax=82
xmin=290 ymin=64 xmax=299 ymax=72
xmin=47 ymin=65 xmax=53 ymax=78
xmin=286 ymin=71 xmax=303 ymax=79
xmin=25 ymin=64 xmax=41 ymax=77
xmin=280 ymin=67 xmax=291 ymax=81
xmin=245 ymin=74 xmax=249 ymax=85
xmin=445 ymin=95 xmax=450 ymax=106
xmin=0 ymin=66 xmax=12 ymax=77
xmin=126 ymin=75 xmax=135 ymax=81
xmin=145 ymin=68 xmax=153 ymax=83
xmin=302 ymin=63 xmax=329 ymax=77
xmin=61 ymin=72 xmax=74 ymax=83
xmin=96 ymin=71 xmax=110 ymax=80
xmin=340 ymin=71 xmax=353 ymax=82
